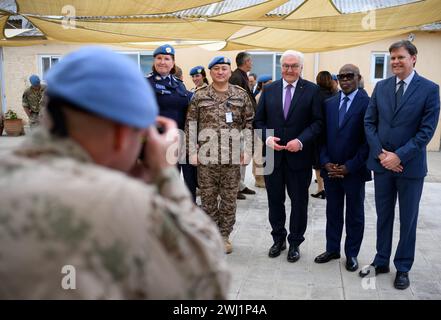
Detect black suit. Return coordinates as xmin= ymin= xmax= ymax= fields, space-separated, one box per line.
xmin=254 ymin=78 xmax=323 ymax=246
xmin=320 ymin=90 xmax=371 ymax=257
xmin=229 ymin=68 xmax=256 ymax=109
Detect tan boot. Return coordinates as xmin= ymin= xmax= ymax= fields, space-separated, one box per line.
xmin=254 ymin=175 xmax=266 ymax=188
xmin=224 ymin=238 xmax=233 ymax=254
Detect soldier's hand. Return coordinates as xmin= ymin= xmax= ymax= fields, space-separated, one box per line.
xmin=142 ymin=116 xmax=179 ymax=177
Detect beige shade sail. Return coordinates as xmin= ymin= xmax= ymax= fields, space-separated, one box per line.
xmin=286 ymin=0 xmax=341 ymax=19
xmin=2 ymin=0 xmax=440 ymax=51
xmin=26 ymin=16 xmax=243 ymax=42
xmin=221 ymin=0 xmax=432 ymax=52
xmin=211 ymin=0 xmax=441 ymax=32
xmin=213 ymin=0 xmax=289 ymax=20
xmin=16 ymin=0 xmax=221 ymax=16
xmin=1 ymin=14 xmax=9 ymax=40
xmin=27 ymin=16 xmax=162 ymax=42
xmin=222 ymin=28 xmax=412 ymax=52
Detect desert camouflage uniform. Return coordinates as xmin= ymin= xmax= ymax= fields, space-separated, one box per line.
xmin=185 ymin=84 xmax=254 ymax=238
xmin=0 ymin=128 xmax=230 ymax=299
xmin=22 ymin=85 xmax=46 ymax=127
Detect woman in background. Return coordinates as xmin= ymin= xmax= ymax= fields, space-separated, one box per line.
xmin=189 ymin=65 xmax=209 ymax=91
xmin=312 ymin=71 xmax=339 ymax=199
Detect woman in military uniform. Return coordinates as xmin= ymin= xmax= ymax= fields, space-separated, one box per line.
xmin=147 ymin=44 xmax=197 ymax=201
xmin=189 ymin=65 xmax=209 ymax=92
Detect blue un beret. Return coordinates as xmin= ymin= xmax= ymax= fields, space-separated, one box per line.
xmin=153 ymin=44 xmax=175 ymax=57
xmin=45 ymin=46 xmax=158 ymax=129
xmin=189 ymin=65 xmax=205 ymax=76
xmin=331 ymin=74 xmax=338 ymax=81
xmin=257 ymin=74 xmax=272 ymax=83
xmin=208 ymin=56 xmax=231 ymax=69
xmin=29 ymin=74 xmax=40 ymax=86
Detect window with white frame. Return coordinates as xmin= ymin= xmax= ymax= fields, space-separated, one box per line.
xmin=118 ymin=51 xmax=154 ymax=76
xmin=371 ymin=52 xmax=393 ymax=82
xmin=39 ymin=55 xmax=61 ymax=79
xmin=249 ymin=52 xmax=283 ymax=81
xmin=38 ymin=51 xmax=154 ymax=81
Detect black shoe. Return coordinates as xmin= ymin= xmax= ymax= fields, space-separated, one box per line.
xmin=237 ymin=192 xmax=246 ymax=200
xmin=314 ymin=251 xmax=340 ymax=263
xmin=359 ymin=264 xmax=390 ymax=278
xmin=394 ymin=272 xmax=410 ymax=290
xmin=311 ymin=190 xmax=326 ymax=199
xmin=287 ymin=245 xmax=300 ymax=263
xmin=268 ymin=241 xmax=286 ymax=258
xmin=345 ymin=257 xmax=359 ymax=272
xmin=241 ymin=187 xmax=256 ymax=195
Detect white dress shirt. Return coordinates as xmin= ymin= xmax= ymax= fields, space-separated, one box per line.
xmin=266 ymin=78 xmax=302 ymax=149
xmin=396 ymin=70 xmax=415 ymax=94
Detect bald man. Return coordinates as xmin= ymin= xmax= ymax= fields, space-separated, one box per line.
xmin=314 ymin=64 xmax=371 ymax=272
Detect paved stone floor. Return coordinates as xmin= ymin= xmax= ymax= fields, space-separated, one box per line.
xmin=226 ymin=165 xmax=441 ymax=300
xmin=1 ymin=132 xmax=441 ymax=299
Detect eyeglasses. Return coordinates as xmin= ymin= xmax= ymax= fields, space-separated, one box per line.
xmin=282 ymin=64 xmax=301 ymax=70
xmin=337 ymin=73 xmax=356 ymax=80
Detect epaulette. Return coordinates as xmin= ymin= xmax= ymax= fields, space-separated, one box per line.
xmin=232 ymin=84 xmax=247 ymax=92
xmin=194 ymin=85 xmax=208 ymax=93
xmin=171 ymin=75 xmax=183 ymax=83
xmin=146 ymin=72 xmax=153 ymax=78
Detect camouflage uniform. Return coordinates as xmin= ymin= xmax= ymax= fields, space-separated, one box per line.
xmin=22 ymin=85 xmax=46 ymax=127
xmin=0 ymin=128 xmax=230 ymax=299
xmin=185 ymin=84 xmax=254 ymax=240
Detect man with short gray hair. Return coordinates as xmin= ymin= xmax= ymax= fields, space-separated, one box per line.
xmin=254 ymin=50 xmax=323 ymax=263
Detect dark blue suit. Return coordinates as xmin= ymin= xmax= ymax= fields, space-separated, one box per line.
xmin=254 ymin=78 xmax=323 ymax=246
xmin=320 ymin=90 xmax=371 ymax=257
xmin=364 ymin=72 xmax=440 ymax=272
xmin=147 ymin=72 xmax=198 ymax=201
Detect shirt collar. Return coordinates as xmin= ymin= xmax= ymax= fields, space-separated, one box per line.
xmin=283 ymin=78 xmax=299 ymax=89
xmin=14 ymin=127 xmax=93 ymax=164
xmin=340 ymin=89 xmax=358 ymax=102
xmin=396 ymin=70 xmax=415 ymax=86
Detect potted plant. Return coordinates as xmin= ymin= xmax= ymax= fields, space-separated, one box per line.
xmin=3 ymin=110 xmax=24 ymax=136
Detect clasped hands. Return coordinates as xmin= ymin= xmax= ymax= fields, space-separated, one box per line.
xmin=324 ymin=163 xmax=348 ymax=179
xmin=266 ymin=136 xmax=301 ymax=152
xmin=379 ymin=149 xmax=403 ymax=173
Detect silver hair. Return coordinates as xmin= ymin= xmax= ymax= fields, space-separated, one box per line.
xmin=280 ymin=50 xmax=304 ymax=66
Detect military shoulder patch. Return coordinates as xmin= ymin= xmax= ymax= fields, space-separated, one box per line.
xmin=195 ymin=85 xmax=209 ymax=93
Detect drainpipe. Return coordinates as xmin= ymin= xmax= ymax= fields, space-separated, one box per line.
xmin=0 ymin=47 xmax=6 ymax=114
xmin=314 ymin=52 xmax=320 ymax=80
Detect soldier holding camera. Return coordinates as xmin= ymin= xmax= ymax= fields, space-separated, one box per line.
xmin=0 ymin=47 xmax=229 ymax=299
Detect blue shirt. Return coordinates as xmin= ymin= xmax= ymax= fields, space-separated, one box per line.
xmin=339 ymin=89 xmax=359 ymax=113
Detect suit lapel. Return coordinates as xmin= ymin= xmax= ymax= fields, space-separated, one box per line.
xmin=394 ymin=72 xmax=421 ymax=116
xmin=274 ymin=80 xmax=285 ymax=121
xmin=332 ymin=92 xmax=341 ymax=131
xmin=286 ymin=78 xmax=305 ymax=120
xmin=386 ymin=77 xmax=397 ymax=116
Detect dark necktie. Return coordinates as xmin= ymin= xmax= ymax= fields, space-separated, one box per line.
xmin=283 ymin=84 xmax=293 ymax=119
xmin=339 ymin=96 xmax=350 ymax=128
xmin=395 ymin=80 xmax=405 ymax=109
